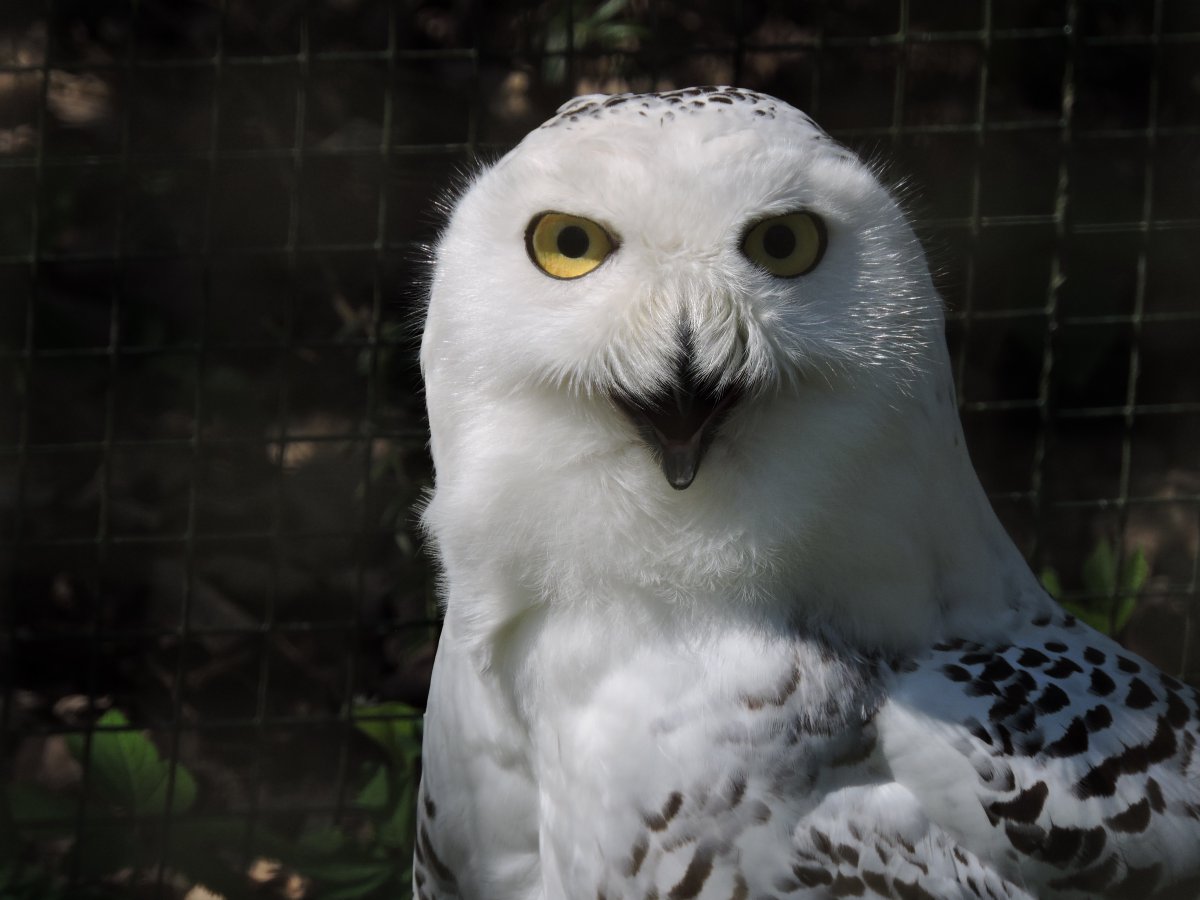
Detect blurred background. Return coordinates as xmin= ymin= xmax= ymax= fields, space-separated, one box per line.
xmin=0 ymin=0 xmax=1197 ymax=897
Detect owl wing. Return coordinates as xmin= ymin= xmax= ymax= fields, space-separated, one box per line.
xmin=879 ymin=611 xmax=1200 ymax=899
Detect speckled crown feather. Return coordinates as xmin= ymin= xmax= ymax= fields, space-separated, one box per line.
xmin=540 ymin=84 xmax=836 ymax=143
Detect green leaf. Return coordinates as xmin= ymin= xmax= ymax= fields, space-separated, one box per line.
xmin=355 ymin=764 xmax=391 ymax=813
xmin=1113 ymin=591 xmax=1139 ymax=634
xmin=1081 ymin=539 xmax=1118 ymax=595
xmin=376 ymin=775 xmax=416 ymax=852
xmin=1120 ymin=547 xmax=1150 ymax=596
xmin=65 ymin=710 xmax=196 ymax=816
xmin=354 ymin=704 xmax=422 ymax=771
xmin=1039 ymin=567 xmax=1063 ymax=599
xmin=296 ymin=823 xmax=347 ymax=858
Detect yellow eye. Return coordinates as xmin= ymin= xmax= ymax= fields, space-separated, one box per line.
xmin=526 ymin=212 xmax=615 ymax=280
xmin=742 ymin=211 xmax=827 ymax=278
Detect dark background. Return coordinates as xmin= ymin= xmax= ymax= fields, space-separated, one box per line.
xmin=1 ymin=1 xmax=1198 ymax=897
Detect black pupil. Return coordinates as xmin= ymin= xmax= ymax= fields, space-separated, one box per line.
xmin=556 ymin=225 xmax=590 ymax=258
xmin=762 ymin=223 xmax=796 ymax=259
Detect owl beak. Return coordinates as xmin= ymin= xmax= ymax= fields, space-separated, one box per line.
xmin=614 ymin=364 xmax=741 ymax=491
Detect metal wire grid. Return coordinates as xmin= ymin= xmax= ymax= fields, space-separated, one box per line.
xmin=0 ymin=0 xmax=1197 ymax=894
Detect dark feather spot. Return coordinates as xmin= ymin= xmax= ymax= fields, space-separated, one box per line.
xmin=1076 ymin=826 xmax=1108 ymax=866
xmin=1090 ymin=668 xmax=1117 ymax=696
xmin=1044 ymin=717 xmax=1089 ymax=757
xmin=831 ymin=874 xmax=866 ymax=897
xmin=985 ymin=781 xmax=1048 ymax=823
xmin=644 ymin=792 xmax=684 ymax=831
xmin=1032 ymin=614 xmax=1052 ymax=627
xmin=942 ymin=664 xmax=971 ymax=682
xmin=1004 ymin=822 xmax=1046 ymax=855
xmin=995 ymin=723 xmax=1015 ymax=755
xmin=627 ymin=835 xmax=649 ymax=877
xmin=836 ymin=844 xmax=860 ymax=867
xmin=1125 ymin=677 xmax=1156 ymax=710
xmin=667 ymin=842 xmax=715 ymax=899
xmin=1049 ymin=854 xmax=1119 ymax=892
xmin=981 ymin=657 xmax=1015 ymax=682
xmin=1035 ymin=684 xmax=1070 ymax=714
xmin=1019 ymin=734 xmax=1044 ymax=757
xmin=1105 ymin=798 xmax=1152 ymax=833
xmin=1045 ymin=641 xmax=1068 ymax=653
xmin=1084 ymin=704 xmax=1113 ymax=731
xmin=1009 ymin=705 xmax=1038 ymax=733
xmin=967 ymin=678 xmax=999 ymax=697
xmin=1117 ymin=655 xmax=1141 ymax=674
xmin=969 ymin=721 xmax=994 ymax=746
xmin=1045 ymin=657 xmax=1083 ymax=678
xmin=895 ymin=878 xmax=938 ymax=900
xmin=1145 ymin=714 xmax=1178 ymax=765
xmin=1113 ymin=862 xmax=1162 ymax=897
xmin=1018 ymin=648 xmax=1050 ymax=667
xmin=1083 ymin=646 xmax=1106 ymax=665
xmin=988 ymin=694 xmax=1024 ymax=722
xmin=1074 ymin=759 xmax=1119 ymax=798
xmin=862 ymin=871 xmax=891 ymax=896
xmin=1147 ymin=777 xmax=1166 ymax=813
xmin=793 ymin=865 xmax=833 ymax=887
xmin=725 ymin=775 xmax=747 ymax=809
xmin=1038 ymin=825 xmax=1085 ymax=866
xmin=810 ymin=827 xmax=834 ymax=858
xmin=960 ymin=652 xmax=993 ymax=666
xmin=1166 ymin=691 xmax=1191 ymax=728
xmin=1014 ymin=669 xmax=1038 ymax=690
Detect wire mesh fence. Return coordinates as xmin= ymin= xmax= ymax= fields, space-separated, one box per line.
xmin=0 ymin=0 xmax=1197 ymax=897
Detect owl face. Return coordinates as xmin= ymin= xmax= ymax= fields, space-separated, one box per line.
xmin=426 ymin=88 xmax=940 ymax=495
xmin=422 ymin=89 xmax=1013 ymax=645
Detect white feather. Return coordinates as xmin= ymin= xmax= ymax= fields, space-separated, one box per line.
xmin=413 ymin=88 xmax=1200 ymax=900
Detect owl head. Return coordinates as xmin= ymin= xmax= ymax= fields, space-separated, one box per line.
xmin=421 ymin=88 xmax=1044 ymax=651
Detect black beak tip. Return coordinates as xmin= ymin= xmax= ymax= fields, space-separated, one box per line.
xmin=659 ymin=443 xmax=701 ymax=490
xmin=667 ymin=470 xmax=697 ymax=491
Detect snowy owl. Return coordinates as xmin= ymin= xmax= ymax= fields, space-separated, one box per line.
xmin=414 ymin=87 xmax=1200 ymax=899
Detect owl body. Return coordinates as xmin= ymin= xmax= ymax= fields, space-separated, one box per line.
xmin=415 ymin=88 xmax=1200 ymax=899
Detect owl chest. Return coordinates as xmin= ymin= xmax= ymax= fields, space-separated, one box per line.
xmin=521 ymin=629 xmax=884 ymax=896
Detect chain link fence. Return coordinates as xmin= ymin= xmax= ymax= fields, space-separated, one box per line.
xmin=1 ymin=1 xmax=1198 ymax=897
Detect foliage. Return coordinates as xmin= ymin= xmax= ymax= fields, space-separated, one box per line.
xmin=2 ymin=704 xmax=423 ymax=900
xmin=1041 ymin=539 xmax=1150 ymax=636
xmin=541 ymin=0 xmax=647 ymax=83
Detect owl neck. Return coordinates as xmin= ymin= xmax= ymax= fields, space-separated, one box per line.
xmin=423 ymin=363 xmax=1052 ymax=664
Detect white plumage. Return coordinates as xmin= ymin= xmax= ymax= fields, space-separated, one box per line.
xmin=414 ymin=87 xmax=1200 ymax=899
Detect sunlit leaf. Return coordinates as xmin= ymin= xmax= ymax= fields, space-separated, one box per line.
xmin=1039 ymin=567 xmax=1063 ymax=599
xmin=1120 ymin=547 xmax=1150 ymax=596
xmin=64 ymin=710 xmax=196 ymax=816
xmin=1081 ymin=539 xmax=1118 ymax=595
